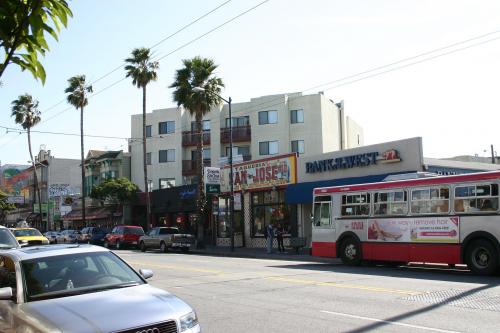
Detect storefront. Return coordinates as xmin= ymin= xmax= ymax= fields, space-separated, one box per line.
xmin=218 ymin=153 xmax=298 ymax=248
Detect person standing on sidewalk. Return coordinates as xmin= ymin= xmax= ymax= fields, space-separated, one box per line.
xmin=276 ymin=223 xmax=285 ymax=253
xmin=266 ymin=222 xmax=275 ymax=254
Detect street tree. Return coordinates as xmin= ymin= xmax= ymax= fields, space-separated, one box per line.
xmin=0 ymin=0 xmax=72 ymax=84
xmin=170 ymin=56 xmax=224 ymax=244
xmin=10 ymin=93 xmax=42 ymax=225
xmin=90 ymin=177 xmax=139 ymax=207
xmin=0 ymin=190 xmax=15 ymax=223
xmin=124 ymin=47 xmax=159 ymax=231
xmin=65 ymin=75 xmax=92 ymax=227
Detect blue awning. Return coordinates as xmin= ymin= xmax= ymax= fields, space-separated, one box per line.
xmin=285 ymin=172 xmax=414 ymax=204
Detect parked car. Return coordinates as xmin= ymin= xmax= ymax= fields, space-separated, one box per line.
xmin=43 ymin=231 xmax=61 ymax=244
xmin=0 ymin=244 xmax=200 ymax=332
xmin=0 ymin=226 xmax=20 ymax=249
xmin=10 ymin=228 xmax=49 ymax=246
xmin=103 ymin=225 xmax=145 ymax=249
xmin=57 ymin=229 xmax=81 ymax=244
xmin=79 ymin=227 xmax=109 ymax=245
xmin=139 ymin=227 xmax=195 ymax=253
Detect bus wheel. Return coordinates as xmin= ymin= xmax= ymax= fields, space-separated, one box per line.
xmin=465 ymin=239 xmax=498 ymax=275
xmin=340 ymin=237 xmax=362 ymax=266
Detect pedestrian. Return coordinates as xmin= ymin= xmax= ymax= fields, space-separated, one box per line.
xmin=266 ymin=222 xmax=275 ymax=254
xmin=276 ymin=223 xmax=285 ymax=253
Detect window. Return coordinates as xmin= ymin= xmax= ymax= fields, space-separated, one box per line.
xmin=146 ymin=152 xmax=151 ymax=165
xmin=313 ymin=196 xmax=331 ymax=227
xmin=341 ymin=193 xmax=370 ymax=217
xmin=158 ymin=121 xmax=175 ymax=134
xmin=203 ymin=148 xmax=211 ymax=160
xmin=159 ymin=149 xmax=175 ymax=163
xmin=291 ymin=140 xmax=305 ymax=154
xmin=191 ymin=120 xmax=210 ymax=131
xmin=454 ymin=183 xmax=498 ymax=213
xmin=259 ymin=141 xmax=278 ymax=155
xmin=226 ymin=146 xmax=250 ymax=157
xmin=225 ymin=116 xmax=249 ymax=127
xmin=411 ymin=187 xmax=449 ymax=214
xmin=374 ymin=190 xmax=407 ymax=215
xmin=159 ymin=178 xmax=175 ymax=189
xmin=145 ymin=125 xmax=152 ymax=138
xmin=258 ymin=110 xmax=278 ymax=125
xmin=251 ymin=190 xmax=289 ymax=237
xmin=290 ymin=109 xmax=304 ymax=123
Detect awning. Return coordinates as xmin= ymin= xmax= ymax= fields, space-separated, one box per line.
xmin=285 ymin=172 xmax=414 ymax=204
xmin=62 ymin=207 xmax=113 ymax=221
xmin=26 ymin=213 xmax=41 ymax=223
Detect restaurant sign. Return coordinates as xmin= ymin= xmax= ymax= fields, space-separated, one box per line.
xmin=221 ymin=153 xmax=297 ymax=192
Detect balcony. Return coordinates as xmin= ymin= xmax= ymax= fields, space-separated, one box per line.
xmin=182 ymin=130 xmax=210 ymax=147
xmin=182 ymin=159 xmax=211 ymax=176
xmin=220 ymin=125 xmax=251 ymax=144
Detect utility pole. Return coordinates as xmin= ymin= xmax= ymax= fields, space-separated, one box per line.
xmin=491 ymin=144 xmax=496 ymax=164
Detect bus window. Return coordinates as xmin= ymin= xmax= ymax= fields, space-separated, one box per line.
xmin=341 ymin=193 xmax=370 ymax=217
xmin=411 ymin=187 xmax=449 ymax=214
xmin=454 ymin=183 xmax=498 ymax=213
xmin=313 ymin=201 xmax=331 ymax=227
xmin=374 ymin=190 xmax=407 ymax=216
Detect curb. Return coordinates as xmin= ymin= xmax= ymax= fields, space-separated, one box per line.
xmin=190 ymin=250 xmax=338 ymax=264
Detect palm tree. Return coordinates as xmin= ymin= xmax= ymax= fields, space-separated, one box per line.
xmin=170 ymin=56 xmax=224 ymax=245
xmin=11 ymin=94 xmax=42 ymax=229
xmin=65 ymin=75 xmax=92 ymax=228
xmin=124 ymin=47 xmax=159 ymax=231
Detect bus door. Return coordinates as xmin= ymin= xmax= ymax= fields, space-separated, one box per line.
xmin=311 ymin=195 xmax=337 ymax=257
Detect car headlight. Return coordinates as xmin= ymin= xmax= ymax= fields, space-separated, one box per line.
xmin=180 ymin=311 xmax=198 ymax=331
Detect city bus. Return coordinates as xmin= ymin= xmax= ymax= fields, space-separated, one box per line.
xmin=311 ymin=171 xmax=500 ymax=275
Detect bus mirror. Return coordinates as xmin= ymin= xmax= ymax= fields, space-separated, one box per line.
xmin=310 ymin=213 xmax=314 ymax=224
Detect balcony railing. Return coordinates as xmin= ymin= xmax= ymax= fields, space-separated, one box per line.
xmin=182 ymin=130 xmax=210 ymax=147
xmin=182 ymin=159 xmax=211 ymax=176
xmin=220 ymin=125 xmax=251 ymax=144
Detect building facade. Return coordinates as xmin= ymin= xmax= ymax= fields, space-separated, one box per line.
xmin=130 ymin=92 xmax=364 ymax=191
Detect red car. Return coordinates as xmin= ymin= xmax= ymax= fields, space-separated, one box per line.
xmin=103 ymin=225 xmax=145 ymax=249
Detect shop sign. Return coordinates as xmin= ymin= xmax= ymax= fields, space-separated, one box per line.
xmin=305 ymin=149 xmax=401 ymax=174
xmin=366 ymin=216 xmax=459 ymax=243
xmin=221 ymin=153 xmax=297 ymax=192
xmin=206 ymin=184 xmax=220 ymax=194
xmin=204 ymin=167 xmax=220 ymax=185
xmin=7 ymin=196 xmax=24 ymax=204
xmin=33 ymin=202 xmax=55 ymax=213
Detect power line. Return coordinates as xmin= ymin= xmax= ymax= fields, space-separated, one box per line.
xmin=37 ymin=0 xmax=270 ymax=127
xmin=37 ymin=0 xmax=234 ymax=118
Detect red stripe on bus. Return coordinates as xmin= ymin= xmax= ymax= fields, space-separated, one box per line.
xmin=314 ymin=171 xmax=500 ymax=195
xmin=311 ymin=241 xmax=336 ymax=257
xmin=361 ymin=242 xmax=461 ymax=264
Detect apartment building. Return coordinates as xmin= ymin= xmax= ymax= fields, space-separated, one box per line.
xmin=130 ymin=92 xmax=364 ymax=191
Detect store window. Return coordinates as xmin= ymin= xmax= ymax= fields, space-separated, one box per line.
xmin=217 ymin=196 xmax=243 ymax=238
xmin=159 ymin=178 xmax=175 ymax=189
xmin=251 ymin=190 xmax=289 ymax=237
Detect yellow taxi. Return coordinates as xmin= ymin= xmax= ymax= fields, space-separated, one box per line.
xmin=10 ymin=228 xmax=49 ymax=246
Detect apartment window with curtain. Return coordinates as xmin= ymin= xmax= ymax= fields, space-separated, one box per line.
xmin=159 ymin=149 xmax=175 ymax=163
xmin=145 ymin=125 xmax=152 ymax=138
xmin=291 ymin=140 xmax=305 ymax=154
xmin=258 ymin=111 xmax=278 ymax=125
xmin=259 ymin=141 xmax=279 ymax=155
xmin=225 ymin=116 xmax=249 ymax=127
xmin=290 ymin=109 xmax=304 ymax=123
xmin=191 ymin=120 xmax=210 ymax=131
xmin=159 ymin=121 xmax=175 ymax=134
xmin=146 ymin=152 xmax=152 ymax=165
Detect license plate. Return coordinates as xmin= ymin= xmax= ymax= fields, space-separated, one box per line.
xmin=132 ymin=241 xmax=137 ymax=245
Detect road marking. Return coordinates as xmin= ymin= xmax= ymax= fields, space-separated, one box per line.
xmin=127 ymin=261 xmax=225 ymax=275
xmin=266 ymin=276 xmax=421 ymax=295
xmin=321 ymin=310 xmax=461 ymax=333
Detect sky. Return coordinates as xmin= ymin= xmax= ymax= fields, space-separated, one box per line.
xmin=1 ymin=0 xmax=499 ymax=166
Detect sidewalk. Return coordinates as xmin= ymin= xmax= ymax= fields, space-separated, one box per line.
xmin=190 ymin=245 xmax=339 ymax=264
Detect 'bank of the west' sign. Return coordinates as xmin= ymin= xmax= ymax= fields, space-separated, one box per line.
xmin=221 ymin=153 xmax=297 ymax=192
xmin=306 ymin=149 xmax=401 ymax=174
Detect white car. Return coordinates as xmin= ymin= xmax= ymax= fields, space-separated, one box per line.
xmin=0 ymin=244 xmax=201 ymax=332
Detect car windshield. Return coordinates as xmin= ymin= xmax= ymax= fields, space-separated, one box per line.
xmin=13 ymin=229 xmax=42 ymax=237
xmin=0 ymin=229 xmax=19 ymax=249
xmin=22 ymin=251 xmax=145 ymax=302
xmin=124 ymin=227 xmax=144 ymax=235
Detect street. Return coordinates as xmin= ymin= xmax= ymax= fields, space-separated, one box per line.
xmin=117 ymin=250 xmax=500 ymax=333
